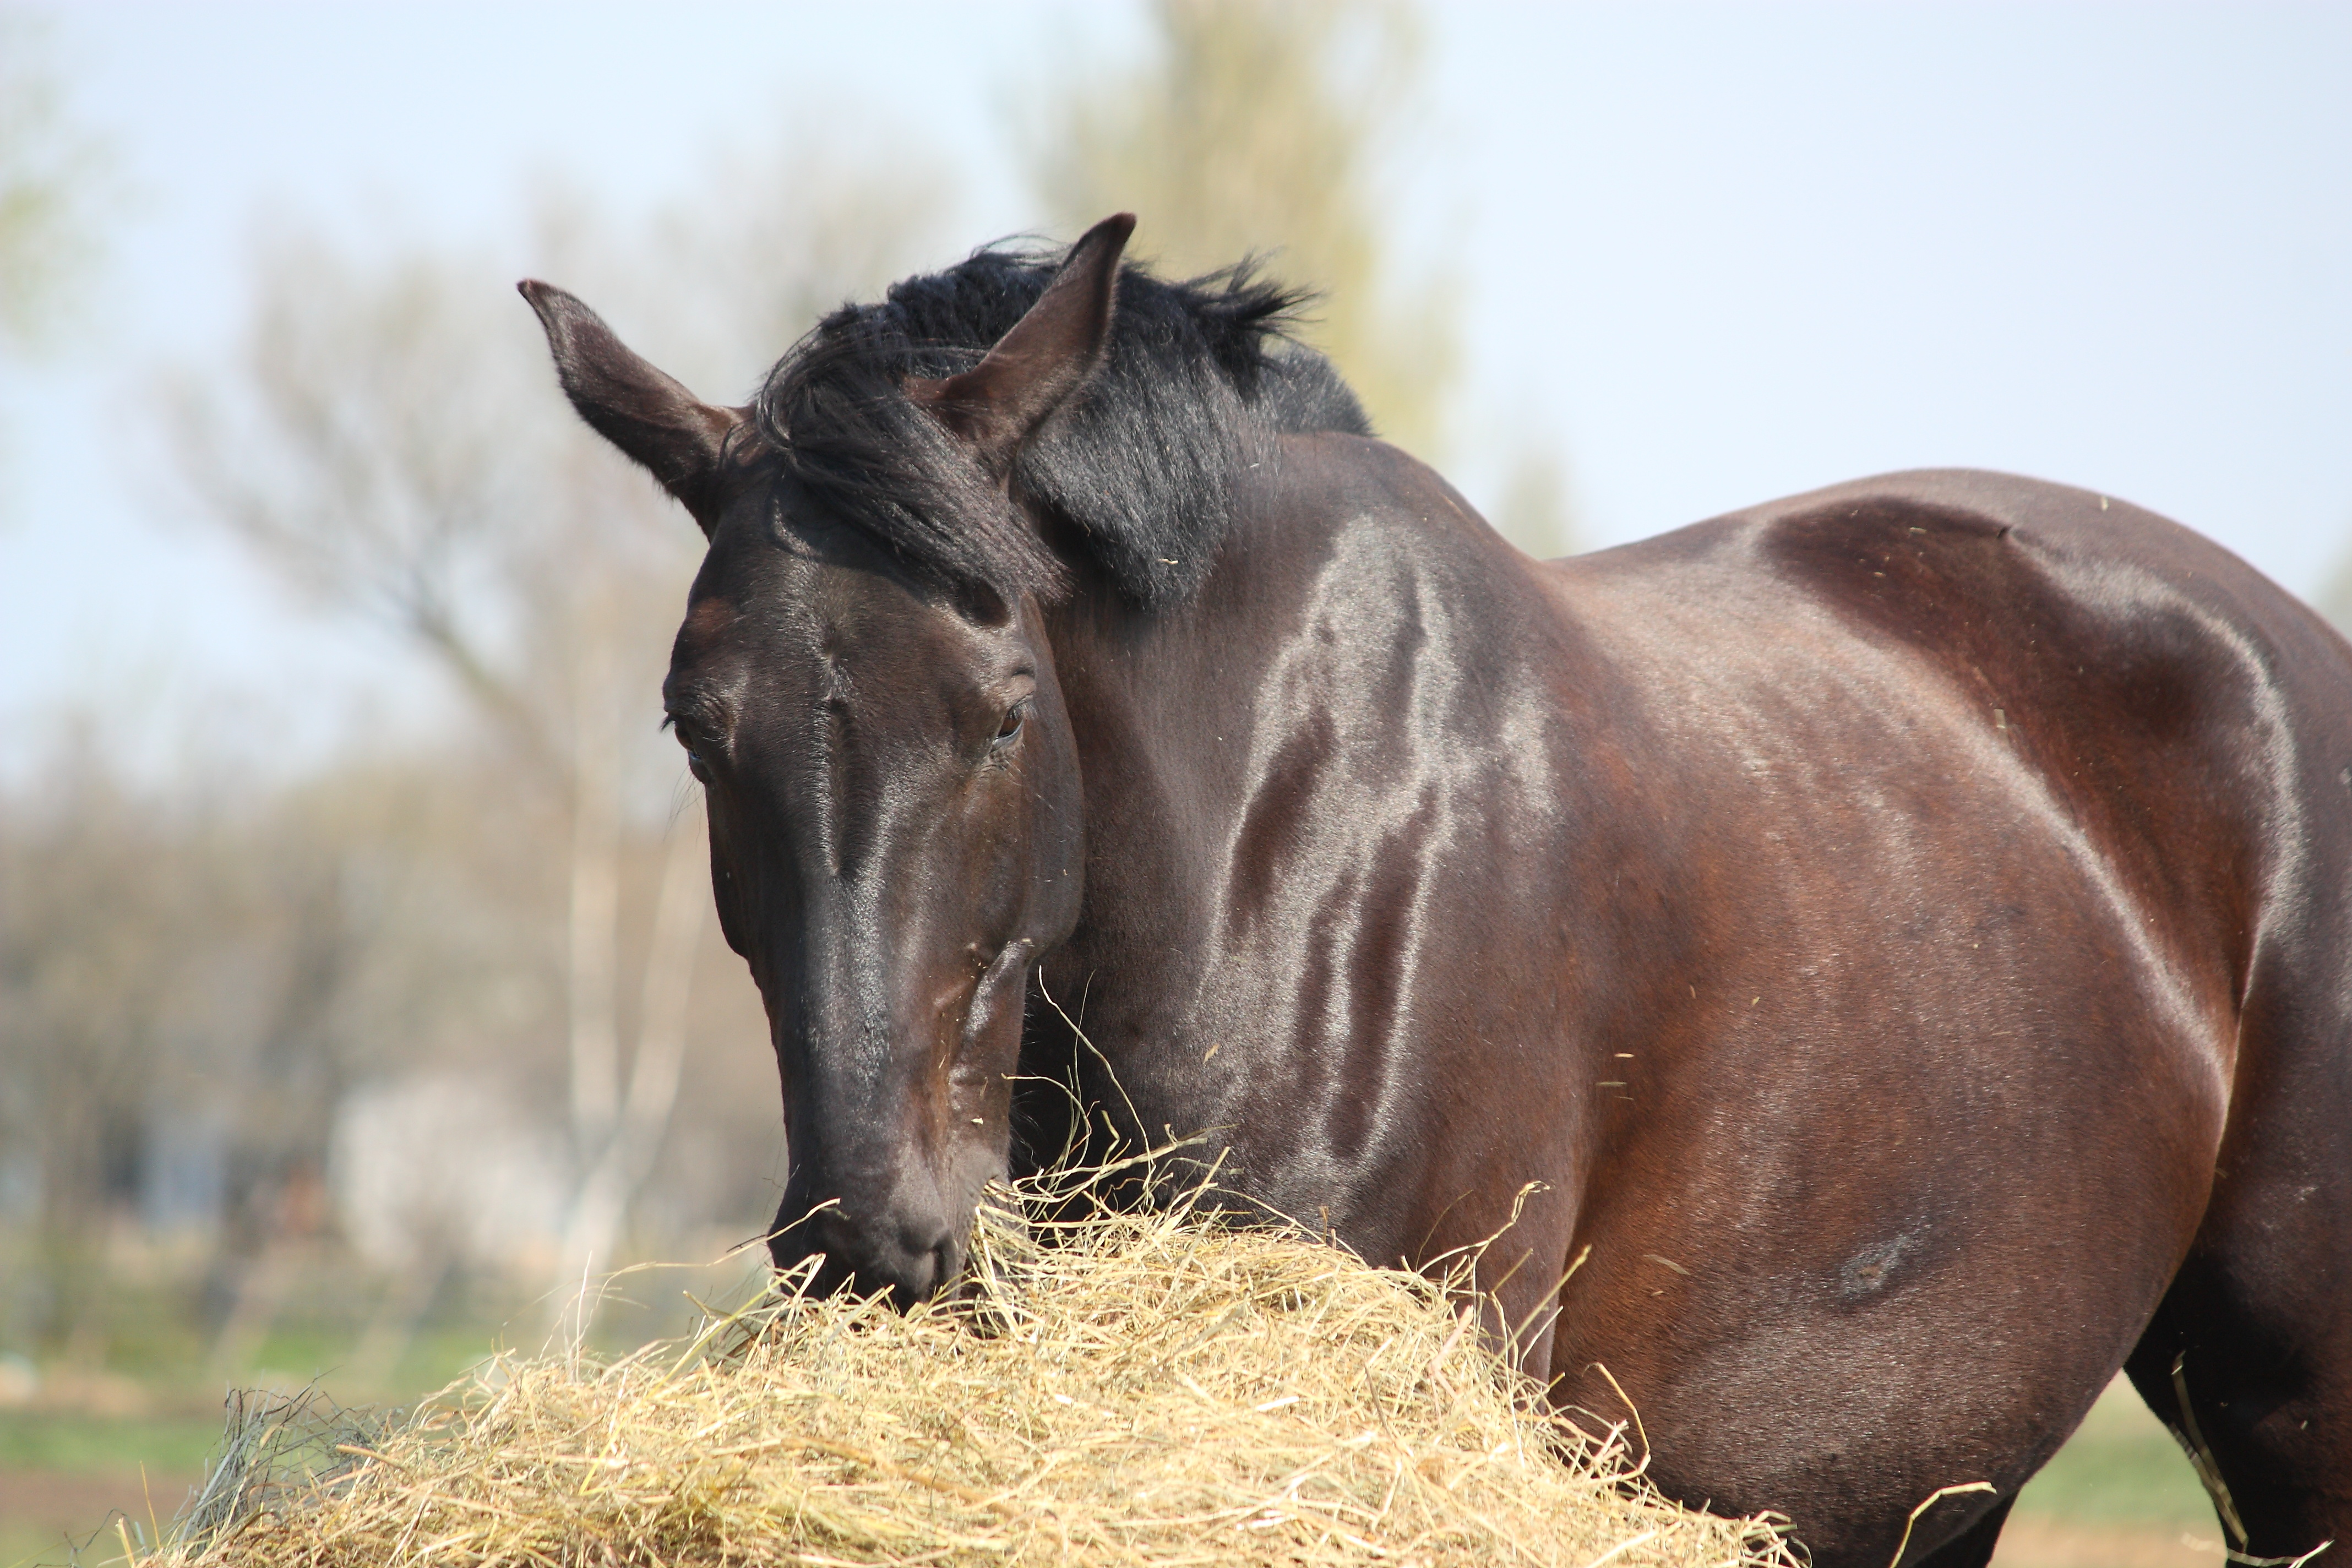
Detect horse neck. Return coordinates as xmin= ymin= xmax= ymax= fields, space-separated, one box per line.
xmin=1037 ymin=433 xmax=1570 ymax=1068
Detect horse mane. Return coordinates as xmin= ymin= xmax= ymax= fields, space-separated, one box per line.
xmin=750 ymin=242 xmax=1372 ymax=607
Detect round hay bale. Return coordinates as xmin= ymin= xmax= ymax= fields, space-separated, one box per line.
xmin=161 ymin=1197 xmax=1794 ymax=1568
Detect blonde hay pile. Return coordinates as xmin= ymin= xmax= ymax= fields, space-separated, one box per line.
xmin=157 ymin=1178 xmax=1794 ymax=1568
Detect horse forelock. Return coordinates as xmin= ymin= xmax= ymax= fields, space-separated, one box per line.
xmin=749 ymin=243 xmax=1372 ymax=607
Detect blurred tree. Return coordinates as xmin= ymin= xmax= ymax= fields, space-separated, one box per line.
xmin=169 ymin=241 xmax=557 ymax=751
xmin=0 ymin=733 xmax=209 ymax=1353
xmin=165 ymin=137 xmax=948 ymax=1336
xmin=1027 ymin=0 xmax=1457 ymax=460
xmin=0 ymin=7 xmax=103 ymax=357
xmin=0 ymin=726 xmax=425 ymax=1357
xmin=2317 ymin=539 xmax=2352 ymax=640
xmin=1027 ymin=1 xmax=1579 ymax=558
xmin=1490 ymin=445 xmax=1581 ymax=562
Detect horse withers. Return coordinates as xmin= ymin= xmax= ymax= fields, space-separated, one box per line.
xmin=522 ymin=214 xmax=2352 ymax=1567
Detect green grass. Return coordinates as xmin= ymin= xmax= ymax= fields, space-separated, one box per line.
xmin=2012 ymin=1376 xmax=2218 ymax=1530
xmin=1 ymin=1487 xmax=187 ymax=1568
xmin=0 ymin=1320 xmax=527 ymax=1568
xmin=2 ymin=1517 xmax=96 ymax=1568
xmin=0 ymin=1414 xmax=215 ymax=1568
xmin=0 ymin=1412 xmax=222 ymax=1474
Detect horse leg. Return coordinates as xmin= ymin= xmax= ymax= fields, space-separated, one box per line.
xmin=2120 ymin=1046 xmax=2352 ymax=1562
xmin=1905 ymin=1493 xmax=2014 ymax=1568
xmin=2125 ymin=1277 xmax=2352 ymax=1563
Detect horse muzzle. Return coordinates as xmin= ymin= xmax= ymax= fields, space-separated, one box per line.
xmin=769 ymin=1188 xmax=968 ymax=1309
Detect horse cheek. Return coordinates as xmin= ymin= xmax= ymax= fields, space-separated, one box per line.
xmin=703 ymin=798 xmax=755 ymax=961
xmin=1021 ymin=677 xmax=1088 ymax=951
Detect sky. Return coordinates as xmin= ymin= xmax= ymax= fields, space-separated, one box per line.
xmin=3 ymin=2 xmax=2348 ymax=780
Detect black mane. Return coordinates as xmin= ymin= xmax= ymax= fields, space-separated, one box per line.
xmin=750 ymin=244 xmax=1371 ymax=606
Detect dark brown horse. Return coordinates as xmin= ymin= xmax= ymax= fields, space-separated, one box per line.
xmin=523 ymin=215 xmax=2352 ymax=1567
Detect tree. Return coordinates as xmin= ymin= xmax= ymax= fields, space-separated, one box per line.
xmin=2317 ymin=539 xmax=2352 ymax=639
xmin=0 ymin=722 xmax=446 ymax=1360
xmin=0 ymin=7 xmax=102 ymax=357
xmin=1028 ymin=0 xmax=1580 ymax=557
xmin=1028 ymin=0 xmax=1457 ymax=460
xmin=167 ymin=139 xmax=949 ymax=1330
xmin=1489 ymin=446 xmax=1581 ymax=562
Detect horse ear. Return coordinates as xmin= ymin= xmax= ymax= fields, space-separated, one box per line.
xmin=518 ymin=280 xmax=747 ymax=536
xmin=906 ymin=212 xmax=1136 ymax=472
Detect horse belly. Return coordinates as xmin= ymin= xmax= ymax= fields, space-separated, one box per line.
xmin=1545 ymin=708 xmax=2235 ymax=1563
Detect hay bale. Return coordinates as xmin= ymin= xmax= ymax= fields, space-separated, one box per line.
xmin=162 ymin=1193 xmax=1794 ymax=1568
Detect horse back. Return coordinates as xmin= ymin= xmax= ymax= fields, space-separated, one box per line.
xmin=1559 ymin=467 xmax=2352 ymax=1057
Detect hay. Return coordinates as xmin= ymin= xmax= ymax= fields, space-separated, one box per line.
xmin=159 ymin=1179 xmax=1794 ymax=1568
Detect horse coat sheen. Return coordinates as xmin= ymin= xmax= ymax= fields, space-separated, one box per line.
xmin=524 ymin=216 xmax=2352 ymax=1567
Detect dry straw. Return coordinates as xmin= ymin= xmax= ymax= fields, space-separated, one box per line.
xmin=156 ymin=1166 xmax=1795 ymax=1568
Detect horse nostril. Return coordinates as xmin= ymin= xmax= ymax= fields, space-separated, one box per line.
xmin=878 ymin=1219 xmax=964 ymax=1305
xmin=771 ymin=1196 xmax=964 ymax=1306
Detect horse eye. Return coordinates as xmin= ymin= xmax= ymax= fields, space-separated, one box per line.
xmin=994 ymin=703 xmax=1026 ymax=744
xmin=669 ymin=720 xmax=713 ymax=778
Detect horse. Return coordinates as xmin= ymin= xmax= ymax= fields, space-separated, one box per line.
xmin=521 ymin=214 xmax=2352 ymax=1567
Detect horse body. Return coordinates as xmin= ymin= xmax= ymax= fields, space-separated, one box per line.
xmin=525 ymin=219 xmax=2352 ymax=1566
xmin=1035 ymin=440 xmax=2350 ymax=1562
xmin=1536 ymin=476 xmax=2334 ymax=1560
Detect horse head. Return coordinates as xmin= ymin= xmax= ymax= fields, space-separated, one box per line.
xmin=519 ymin=216 xmax=1135 ymax=1304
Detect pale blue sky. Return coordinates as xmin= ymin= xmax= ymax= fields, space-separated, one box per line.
xmin=3 ymin=3 xmax=2348 ymax=777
